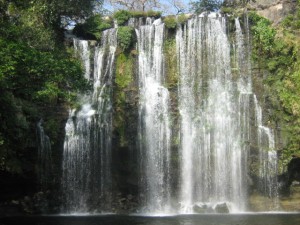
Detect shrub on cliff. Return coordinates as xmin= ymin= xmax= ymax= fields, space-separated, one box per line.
xmin=73 ymin=15 xmax=113 ymax=40
xmin=117 ymin=26 xmax=135 ymax=52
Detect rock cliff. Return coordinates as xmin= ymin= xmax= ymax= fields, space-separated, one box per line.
xmin=249 ymin=0 xmax=297 ymax=24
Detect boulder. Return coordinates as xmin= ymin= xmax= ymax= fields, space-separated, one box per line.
xmin=214 ymin=202 xmax=230 ymax=213
xmin=287 ymin=156 xmax=300 ymax=184
xmin=193 ymin=204 xmax=209 ymax=213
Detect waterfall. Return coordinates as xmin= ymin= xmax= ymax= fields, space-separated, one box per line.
xmin=37 ymin=119 xmax=52 ymax=191
xmin=176 ymin=15 xmax=253 ymax=213
xmin=59 ymin=15 xmax=280 ymax=214
xmin=74 ymin=39 xmax=91 ymax=80
xmin=61 ymin=29 xmax=117 ymax=213
xmin=234 ymin=17 xmax=252 ymax=212
xmin=136 ymin=18 xmax=172 ymax=213
xmin=254 ymin=95 xmax=279 ymax=209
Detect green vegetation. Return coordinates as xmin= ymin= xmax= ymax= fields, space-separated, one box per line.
xmin=282 ymin=14 xmax=300 ymax=30
xmin=113 ymin=10 xmax=132 ymax=26
xmin=117 ymin=26 xmax=135 ymax=52
xmin=220 ymin=7 xmax=233 ymax=14
xmin=131 ymin=10 xmax=161 ymax=18
xmin=0 ymin=40 xmax=89 ymax=103
xmin=190 ymin=0 xmax=222 ymax=13
xmin=163 ymin=14 xmax=189 ymax=29
xmin=113 ymin=9 xmax=161 ymax=26
xmin=250 ymin=13 xmax=276 ymax=58
xmin=164 ymin=16 xmax=177 ymax=29
xmin=164 ymin=37 xmax=180 ymax=151
xmin=73 ymin=15 xmax=113 ymax=40
xmin=249 ymin=10 xmax=300 ymax=164
xmin=177 ymin=14 xmax=189 ymax=25
xmin=0 ymin=0 xmax=94 ymax=175
xmin=115 ymin=53 xmax=133 ymax=89
xmin=114 ymin=52 xmax=134 ymax=147
xmin=164 ymin=38 xmax=178 ymax=88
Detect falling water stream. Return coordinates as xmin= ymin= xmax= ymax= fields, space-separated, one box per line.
xmin=62 ymin=29 xmax=117 ymax=213
xmin=176 ymin=14 xmax=248 ymax=213
xmin=136 ymin=18 xmax=172 ymax=213
xmin=37 ymin=119 xmax=52 ymax=191
xmin=176 ymin=15 xmax=277 ymax=213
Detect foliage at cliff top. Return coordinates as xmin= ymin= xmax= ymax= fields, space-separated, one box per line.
xmin=117 ymin=26 xmax=136 ymax=52
xmin=190 ymin=0 xmax=223 ymax=13
xmin=249 ymin=7 xmax=300 ymax=163
xmin=163 ymin=14 xmax=190 ymax=29
xmin=73 ymin=15 xmax=113 ymax=40
xmin=113 ymin=9 xmax=162 ymax=25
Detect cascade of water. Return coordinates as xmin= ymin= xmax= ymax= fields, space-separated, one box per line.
xmin=176 ymin=15 xmax=250 ymax=213
xmin=253 ymin=95 xmax=279 ymax=209
xmin=234 ymin=17 xmax=252 ymax=212
xmin=61 ymin=29 xmax=117 ymax=213
xmin=236 ymin=16 xmax=279 ymax=209
xmin=59 ymin=15 xmax=280 ymax=215
xmin=128 ymin=17 xmax=145 ymax=28
xmin=235 ymin=18 xmax=252 ymax=94
xmin=37 ymin=119 xmax=52 ymax=191
xmin=136 ymin=18 xmax=172 ymax=213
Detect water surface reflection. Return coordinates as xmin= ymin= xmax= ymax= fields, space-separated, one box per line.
xmin=1 ymin=213 xmax=300 ymax=225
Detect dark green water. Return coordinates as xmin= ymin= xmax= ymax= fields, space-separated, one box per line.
xmin=1 ymin=214 xmax=300 ymax=225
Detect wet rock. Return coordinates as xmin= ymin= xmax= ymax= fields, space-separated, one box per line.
xmin=32 ymin=192 xmax=49 ymax=213
xmin=214 ymin=202 xmax=229 ymax=213
xmin=193 ymin=204 xmax=208 ymax=213
xmin=193 ymin=203 xmax=215 ymax=214
xmin=249 ymin=192 xmax=280 ymax=211
xmin=287 ymin=157 xmax=300 ymax=184
xmin=0 ymin=203 xmax=22 ymax=217
xmin=127 ymin=194 xmax=133 ymax=200
xmin=21 ymin=196 xmax=33 ymax=214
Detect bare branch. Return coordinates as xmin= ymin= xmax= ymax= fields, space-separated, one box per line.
xmin=108 ymin=0 xmax=161 ymax=11
xmin=167 ymin=0 xmax=187 ymax=14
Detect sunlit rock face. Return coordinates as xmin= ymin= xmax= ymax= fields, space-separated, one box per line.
xmin=249 ymin=0 xmax=296 ymax=24
xmin=224 ymin=0 xmax=296 ymax=24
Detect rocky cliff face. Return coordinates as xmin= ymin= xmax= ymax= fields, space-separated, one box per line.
xmin=249 ymin=0 xmax=297 ymax=24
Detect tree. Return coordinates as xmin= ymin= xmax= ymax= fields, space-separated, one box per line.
xmin=190 ymin=0 xmax=223 ymax=13
xmin=223 ymin=0 xmax=251 ymax=6
xmin=33 ymin=0 xmax=104 ymax=33
xmin=109 ymin=0 xmax=160 ymax=11
xmin=0 ymin=0 xmax=92 ymax=176
xmin=165 ymin=0 xmax=187 ymax=14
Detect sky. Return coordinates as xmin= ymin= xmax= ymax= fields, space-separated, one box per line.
xmin=102 ymin=0 xmax=193 ymax=15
